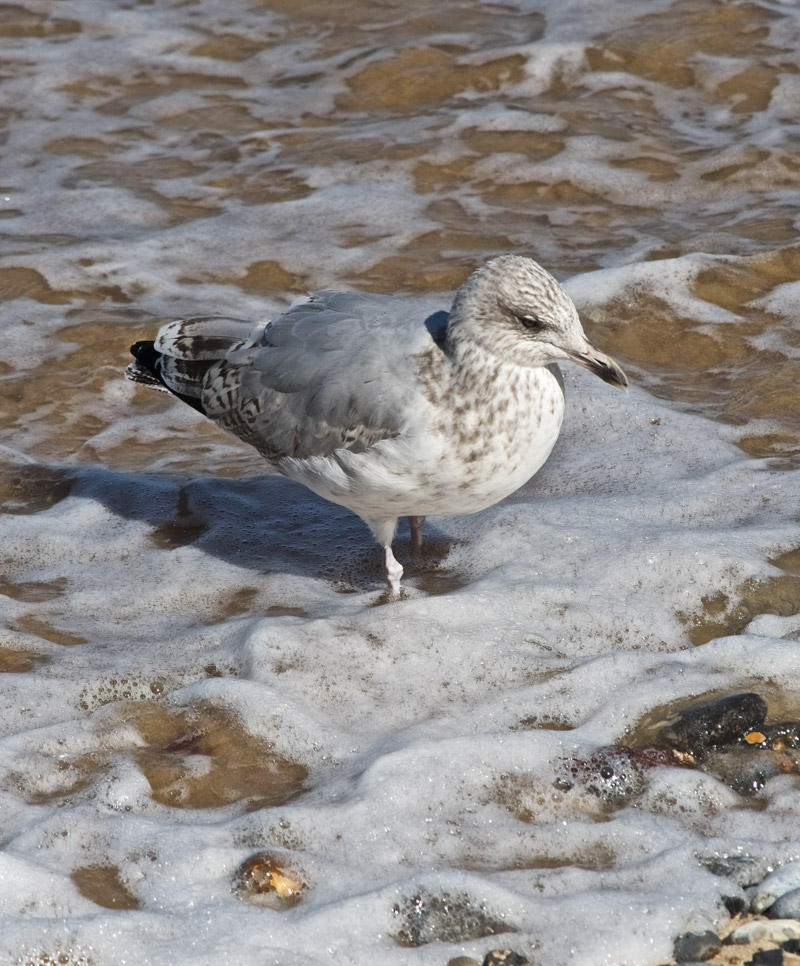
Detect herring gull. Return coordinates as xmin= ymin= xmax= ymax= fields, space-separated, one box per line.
xmin=125 ymin=255 xmax=627 ymax=594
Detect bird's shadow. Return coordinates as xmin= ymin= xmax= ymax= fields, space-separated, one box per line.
xmin=2 ymin=460 xmax=464 ymax=598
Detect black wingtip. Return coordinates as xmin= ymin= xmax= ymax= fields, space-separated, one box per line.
xmin=130 ymin=340 xmax=158 ymax=366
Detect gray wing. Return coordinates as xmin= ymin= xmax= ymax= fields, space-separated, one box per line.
xmin=202 ymin=292 xmax=447 ymax=462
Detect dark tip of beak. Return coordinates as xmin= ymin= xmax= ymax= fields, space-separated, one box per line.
xmin=567 ymin=348 xmax=628 ymax=391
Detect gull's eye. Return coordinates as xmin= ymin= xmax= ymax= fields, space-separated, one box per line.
xmin=518 ymin=314 xmax=544 ymax=330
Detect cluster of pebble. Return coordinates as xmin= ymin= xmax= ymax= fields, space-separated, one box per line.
xmin=670 ymin=856 xmax=800 ymax=965
xmin=550 ymin=693 xmax=800 ymax=964
xmin=555 ymin=692 xmax=799 ymax=808
xmin=654 ymin=692 xmax=799 ymax=794
xmin=435 ymin=857 xmax=800 ymax=966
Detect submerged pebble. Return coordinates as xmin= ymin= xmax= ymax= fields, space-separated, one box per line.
xmin=700 ymin=854 xmax=776 ymax=889
xmin=391 ymin=890 xmax=515 ymax=947
xmin=553 ymin=746 xmax=670 ymax=808
xmin=232 ymin=852 xmax=305 ymax=909
xmin=481 ymin=951 xmax=531 ymax=966
xmin=657 ymin=693 xmax=768 ymax=762
xmin=701 ymin=748 xmax=792 ymax=796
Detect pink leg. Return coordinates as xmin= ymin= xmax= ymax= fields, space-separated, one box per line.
xmin=409 ymin=515 xmax=426 ymax=553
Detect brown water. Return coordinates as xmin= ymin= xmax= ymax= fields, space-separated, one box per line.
xmin=2 ymin=0 xmax=799 ymax=469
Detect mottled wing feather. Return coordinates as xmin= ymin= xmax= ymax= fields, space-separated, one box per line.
xmin=202 ymin=292 xmax=444 ymax=462
xmin=158 ymin=355 xmax=223 ymax=399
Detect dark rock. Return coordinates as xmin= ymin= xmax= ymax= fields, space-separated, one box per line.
xmin=659 ymin=693 xmax=767 ymax=761
xmin=673 ymin=929 xmax=722 ymax=962
xmin=722 ymin=894 xmax=746 ymax=916
xmin=699 ymin=852 xmax=774 ymax=888
xmin=751 ymin=950 xmax=784 ymax=965
xmin=769 ymin=886 xmax=800 ymax=920
xmin=781 ymin=938 xmax=800 ymax=954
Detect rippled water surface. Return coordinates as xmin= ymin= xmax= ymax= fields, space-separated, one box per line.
xmin=1 ymin=1 xmax=800 ymax=964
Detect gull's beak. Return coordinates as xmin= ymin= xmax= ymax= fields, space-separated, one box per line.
xmin=566 ymin=346 xmax=628 ymax=390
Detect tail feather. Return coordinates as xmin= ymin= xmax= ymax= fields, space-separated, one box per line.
xmin=153 ymin=316 xmax=252 ymax=360
xmin=126 ymin=316 xmax=256 ymax=416
xmin=125 ymin=359 xmax=171 ymax=392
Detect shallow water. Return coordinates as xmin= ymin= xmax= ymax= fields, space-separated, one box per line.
xmin=1 ymin=1 xmax=800 ymax=964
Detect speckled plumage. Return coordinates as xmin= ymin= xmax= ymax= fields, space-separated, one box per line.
xmin=126 ymin=255 xmax=627 ymax=593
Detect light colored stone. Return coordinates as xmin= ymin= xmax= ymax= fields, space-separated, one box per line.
xmin=751 ymin=861 xmax=800 ymax=913
xmin=726 ymin=918 xmax=800 ymax=945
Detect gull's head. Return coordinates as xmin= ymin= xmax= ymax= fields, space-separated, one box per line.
xmin=449 ymin=254 xmax=628 ymax=389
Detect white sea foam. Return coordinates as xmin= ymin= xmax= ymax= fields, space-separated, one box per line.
xmin=3 ymin=358 xmax=800 ymax=963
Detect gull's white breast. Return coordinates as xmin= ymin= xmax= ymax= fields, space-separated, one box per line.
xmin=279 ymin=357 xmax=565 ymax=521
